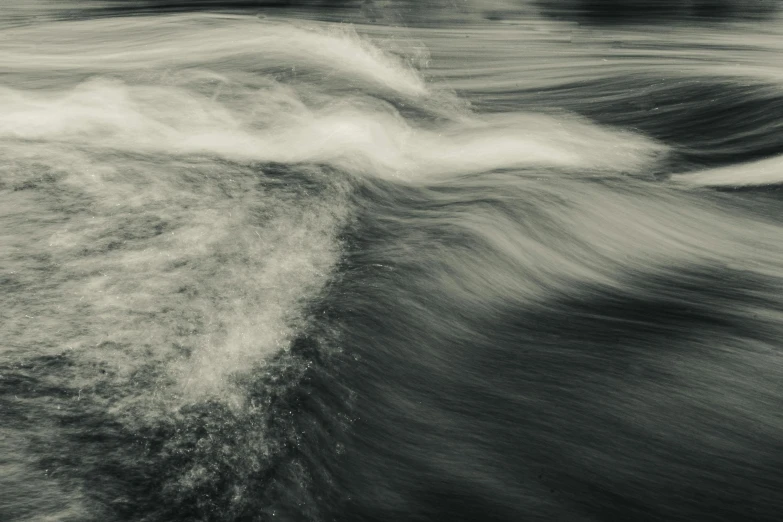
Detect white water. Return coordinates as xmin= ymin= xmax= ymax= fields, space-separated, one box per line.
xmin=673 ymin=155 xmax=783 ymax=187
xmin=0 ymin=15 xmax=666 ymax=182
xmin=3 ymin=7 xmax=783 ymax=522
xmin=2 ymin=12 xmax=782 ymax=407
xmin=0 ymin=14 xmax=672 ymax=416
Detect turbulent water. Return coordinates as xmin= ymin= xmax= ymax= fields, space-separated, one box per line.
xmin=2 ymin=2 xmax=783 ymax=521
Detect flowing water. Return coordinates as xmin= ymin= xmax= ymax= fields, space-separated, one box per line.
xmin=2 ymin=2 xmax=783 ymax=521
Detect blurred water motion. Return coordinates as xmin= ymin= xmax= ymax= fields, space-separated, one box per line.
xmin=2 ymin=2 xmax=783 ymax=521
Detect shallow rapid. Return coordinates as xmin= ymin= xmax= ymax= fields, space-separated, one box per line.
xmin=2 ymin=2 xmax=783 ymax=521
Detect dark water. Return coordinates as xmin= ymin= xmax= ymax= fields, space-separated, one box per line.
xmin=2 ymin=2 xmax=783 ymax=521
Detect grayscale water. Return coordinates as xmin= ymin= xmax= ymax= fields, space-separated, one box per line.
xmin=2 ymin=1 xmax=783 ymax=521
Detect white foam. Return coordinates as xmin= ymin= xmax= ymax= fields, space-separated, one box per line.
xmin=0 ymin=77 xmax=664 ymax=182
xmin=673 ymin=156 xmax=783 ymax=187
xmin=0 ymin=141 xmax=348 ymax=406
xmin=0 ymin=14 xmax=427 ymax=98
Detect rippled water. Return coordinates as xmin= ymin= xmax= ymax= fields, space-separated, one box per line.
xmin=2 ymin=2 xmax=783 ymax=521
